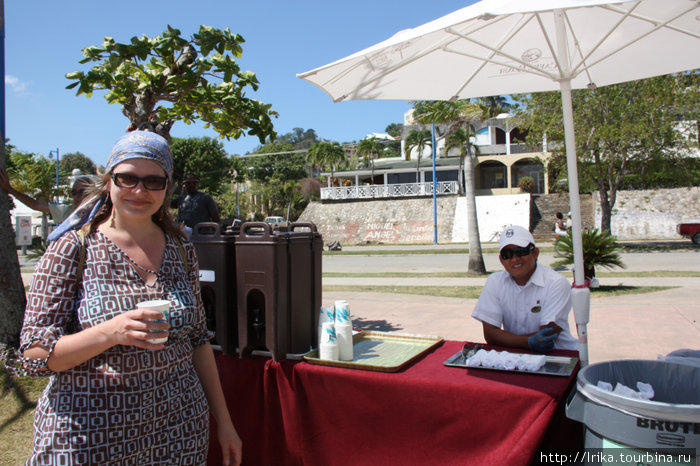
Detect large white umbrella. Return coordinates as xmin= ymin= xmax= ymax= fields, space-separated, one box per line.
xmin=298 ymin=0 xmax=700 ymax=366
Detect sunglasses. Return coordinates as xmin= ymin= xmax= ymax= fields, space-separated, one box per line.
xmin=500 ymin=245 xmax=534 ymax=261
xmin=112 ymin=173 xmax=168 ymax=191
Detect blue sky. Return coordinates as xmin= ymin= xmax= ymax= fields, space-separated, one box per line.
xmin=4 ymin=0 xmax=476 ymax=167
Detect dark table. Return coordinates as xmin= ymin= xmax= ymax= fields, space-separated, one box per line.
xmin=208 ymin=340 xmax=581 ymax=465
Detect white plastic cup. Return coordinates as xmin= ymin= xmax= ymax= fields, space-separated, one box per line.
xmin=319 ymin=322 xmax=339 ymax=361
xmin=136 ymin=299 xmax=171 ymax=344
xmin=334 ymin=300 xmax=351 ymax=325
xmin=317 ymin=305 xmax=335 ymax=348
xmin=336 ymin=322 xmax=354 ymax=361
xmin=334 ymin=300 xmax=353 ymax=361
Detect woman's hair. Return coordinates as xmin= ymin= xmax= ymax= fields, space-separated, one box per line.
xmin=556 ymin=212 xmax=563 ymax=220
xmin=82 ymin=171 xmax=185 ymax=240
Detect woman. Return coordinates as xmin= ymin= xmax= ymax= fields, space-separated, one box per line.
xmin=18 ymin=131 xmax=241 ymax=465
xmin=554 ymin=212 xmax=567 ymax=236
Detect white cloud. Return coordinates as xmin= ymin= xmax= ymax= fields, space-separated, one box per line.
xmin=5 ymin=75 xmax=28 ymax=94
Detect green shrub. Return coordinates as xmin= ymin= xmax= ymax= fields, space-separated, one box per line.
xmin=551 ymin=228 xmax=625 ymax=278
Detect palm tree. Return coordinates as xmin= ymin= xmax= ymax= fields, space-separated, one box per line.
xmin=356 ymin=137 xmax=383 ymax=184
xmin=476 ymin=95 xmax=511 ymax=120
xmin=282 ymin=179 xmax=303 ymax=222
xmin=412 ymin=99 xmax=486 ymax=274
xmin=444 ymin=128 xmax=479 ymax=195
xmin=306 ymin=141 xmax=347 ymax=186
xmin=404 ymin=129 xmax=432 ymax=183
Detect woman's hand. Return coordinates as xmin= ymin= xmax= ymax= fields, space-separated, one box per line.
xmin=32 ymin=308 xmax=170 ymax=373
xmin=217 ymin=419 xmax=243 ymax=466
xmin=101 ymin=309 xmax=170 ymax=349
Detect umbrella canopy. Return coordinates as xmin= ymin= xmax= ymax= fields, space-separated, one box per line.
xmin=299 ymin=0 xmax=699 ymax=102
xmin=298 ymin=0 xmax=700 ymax=366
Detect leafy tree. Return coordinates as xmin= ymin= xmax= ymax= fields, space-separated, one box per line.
xmin=518 ymin=72 xmax=700 ymax=232
xmin=385 ymin=123 xmax=404 ymax=138
xmin=276 ymin=128 xmax=319 ymax=150
xmin=412 ymin=99 xmax=486 ymax=274
xmin=7 ymin=151 xmax=58 ymax=201
xmin=404 ymin=129 xmax=432 ymax=182
xmin=300 ymin=177 xmax=321 ymax=201
xmin=356 ymin=137 xmax=383 ymax=184
xmin=243 ymin=152 xmax=308 ymax=218
xmin=59 ymin=152 xmax=97 ymax=178
xmin=66 ymin=25 xmax=277 ymax=142
xmin=170 ymin=136 xmax=232 ymax=196
xmin=254 ymin=141 xmax=296 ymax=155
xmin=306 ymin=141 xmax=346 ymax=185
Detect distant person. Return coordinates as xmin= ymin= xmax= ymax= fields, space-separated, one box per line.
xmin=554 ymin=212 xmax=567 ymax=236
xmin=0 ymin=168 xmax=94 ymax=223
xmin=471 ymin=225 xmax=578 ymax=353
xmin=565 ymin=212 xmax=573 ymax=230
xmin=175 ymin=173 xmax=220 ymax=228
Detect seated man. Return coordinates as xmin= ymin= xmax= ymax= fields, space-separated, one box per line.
xmin=472 ymin=225 xmax=579 ymax=353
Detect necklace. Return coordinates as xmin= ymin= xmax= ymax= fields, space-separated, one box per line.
xmin=127 ymin=256 xmax=158 ymax=276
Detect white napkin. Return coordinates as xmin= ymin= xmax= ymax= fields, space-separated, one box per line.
xmin=596 ymin=380 xmax=655 ymax=400
xmin=465 ymin=349 xmax=546 ymax=372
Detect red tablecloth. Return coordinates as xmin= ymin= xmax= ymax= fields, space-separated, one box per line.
xmin=208 ymin=340 xmax=581 ymax=466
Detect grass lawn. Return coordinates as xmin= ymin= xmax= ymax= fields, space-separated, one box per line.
xmin=0 ymin=370 xmax=45 ymax=465
xmin=323 ymin=284 xmax=673 ymax=299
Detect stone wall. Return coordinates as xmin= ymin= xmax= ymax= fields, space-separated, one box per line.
xmin=595 ymin=187 xmax=700 ymax=239
xmin=299 ymin=197 xmax=457 ymax=244
xmin=297 ymin=187 xmax=700 ymax=244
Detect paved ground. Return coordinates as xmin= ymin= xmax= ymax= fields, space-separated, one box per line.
xmin=18 ymin=242 xmax=700 ymax=365
xmin=322 ymin=243 xmax=700 ymax=365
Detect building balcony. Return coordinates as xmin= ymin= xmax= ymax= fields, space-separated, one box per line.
xmin=321 ymin=181 xmax=459 ymax=200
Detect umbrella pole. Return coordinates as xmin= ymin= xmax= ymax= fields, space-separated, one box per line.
xmin=560 ymin=79 xmax=590 ymax=367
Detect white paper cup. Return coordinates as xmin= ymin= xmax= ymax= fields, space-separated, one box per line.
xmin=136 ymin=299 xmax=171 ymax=343
xmin=336 ymin=322 xmax=354 ymax=361
xmin=334 ymin=300 xmax=351 ymax=325
xmin=317 ymin=305 xmax=335 ymax=348
xmin=319 ymin=322 xmax=339 ymax=361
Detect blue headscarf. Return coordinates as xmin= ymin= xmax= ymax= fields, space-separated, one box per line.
xmin=106 ymin=130 xmax=173 ymax=178
xmin=47 ymin=131 xmax=173 ymax=242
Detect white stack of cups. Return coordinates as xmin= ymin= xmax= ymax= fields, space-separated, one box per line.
xmin=334 ymin=300 xmax=354 ymax=361
xmin=319 ymin=322 xmax=339 ymax=361
xmin=317 ymin=305 xmax=335 ymax=350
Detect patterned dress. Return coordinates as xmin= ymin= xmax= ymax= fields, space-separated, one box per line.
xmin=19 ymin=229 xmax=212 ymax=465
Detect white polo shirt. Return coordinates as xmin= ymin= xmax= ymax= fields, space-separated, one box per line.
xmin=472 ymin=264 xmax=579 ymax=350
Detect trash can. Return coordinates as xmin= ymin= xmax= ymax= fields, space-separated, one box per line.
xmin=235 ymin=222 xmax=290 ymax=361
xmin=191 ymin=222 xmax=238 ymax=355
xmin=566 ymin=359 xmax=700 ymax=459
xmin=277 ymin=222 xmax=322 ymax=354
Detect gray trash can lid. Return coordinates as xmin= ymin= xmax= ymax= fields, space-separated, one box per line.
xmin=577 ymin=359 xmax=700 ymax=423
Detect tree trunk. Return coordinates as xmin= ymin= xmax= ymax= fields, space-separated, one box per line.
xmin=598 ymin=187 xmax=613 ymax=233
xmin=458 ymin=154 xmax=465 ymax=195
xmin=0 ymin=150 xmax=27 ymax=349
xmin=464 ymin=149 xmax=486 ymax=274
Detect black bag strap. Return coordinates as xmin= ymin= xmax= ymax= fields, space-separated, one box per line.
xmin=76 ymin=228 xmax=88 ymax=285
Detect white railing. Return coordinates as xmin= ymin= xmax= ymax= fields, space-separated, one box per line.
xmin=321 ymin=181 xmax=459 ymax=200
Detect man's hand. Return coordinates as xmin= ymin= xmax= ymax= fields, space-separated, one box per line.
xmin=528 ymin=327 xmax=557 ymax=353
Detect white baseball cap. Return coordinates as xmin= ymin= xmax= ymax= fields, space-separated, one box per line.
xmin=498 ymin=225 xmax=535 ymax=252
